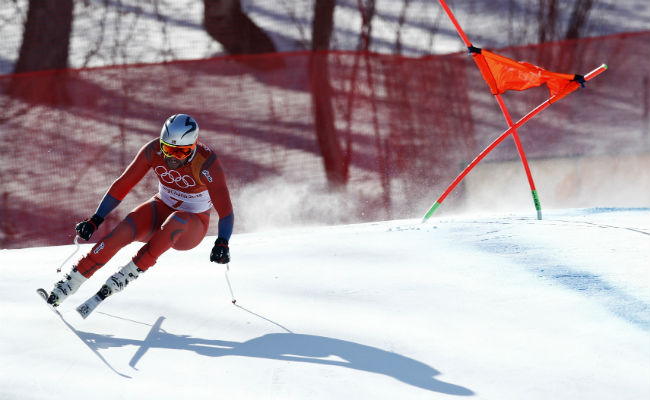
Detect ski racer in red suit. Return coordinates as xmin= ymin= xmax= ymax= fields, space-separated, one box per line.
xmin=46 ymin=114 xmax=234 ymax=307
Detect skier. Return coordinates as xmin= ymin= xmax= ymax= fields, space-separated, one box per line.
xmin=46 ymin=114 xmax=234 ymax=307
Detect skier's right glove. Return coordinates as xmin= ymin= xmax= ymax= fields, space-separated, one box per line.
xmin=75 ymin=214 xmax=104 ymax=241
xmin=210 ymin=238 xmax=230 ymax=264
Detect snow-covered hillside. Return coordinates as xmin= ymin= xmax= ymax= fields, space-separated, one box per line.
xmin=1 ymin=208 xmax=648 ymax=399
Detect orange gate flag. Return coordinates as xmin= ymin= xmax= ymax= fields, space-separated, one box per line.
xmin=422 ymin=0 xmax=607 ymax=222
xmin=470 ymin=47 xmax=585 ymax=103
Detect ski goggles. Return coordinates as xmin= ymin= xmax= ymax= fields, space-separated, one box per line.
xmin=160 ymin=140 xmax=196 ymax=159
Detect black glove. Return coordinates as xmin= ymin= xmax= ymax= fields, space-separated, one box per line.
xmin=75 ymin=214 xmax=104 ymax=241
xmin=210 ymin=238 xmax=230 ymax=264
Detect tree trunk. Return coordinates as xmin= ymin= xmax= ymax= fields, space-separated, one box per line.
xmin=14 ymin=0 xmax=73 ymax=73
xmin=310 ymin=0 xmax=347 ymax=187
xmin=565 ymin=0 xmax=595 ymax=39
xmin=203 ymin=0 xmax=276 ymax=55
xmin=312 ymin=0 xmax=336 ymax=51
xmin=537 ymin=0 xmax=558 ymax=43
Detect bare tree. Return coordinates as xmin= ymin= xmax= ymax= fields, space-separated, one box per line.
xmin=536 ymin=0 xmax=597 ymax=43
xmin=394 ymin=0 xmax=411 ymax=54
xmin=565 ymin=0 xmax=595 ymax=39
xmin=14 ymin=0 xmax=73 ymax=73
xmin=537 ymin=0 xmax=558 ymax=43
xmin=203 ymin=0 xmax=276 ymax=55
xmin=357 ymin=0 xmax=376 ymax=51
xmin=309 ymin=0 xmax=347 ymax=187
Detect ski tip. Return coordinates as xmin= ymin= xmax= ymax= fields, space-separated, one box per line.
xmin=36 ymin=288 xmax=49 ymax=300
xmin=602 ymin=64 xmax=608 ymax=70
xmin=36 ymin=288 xmax=62 ymax=315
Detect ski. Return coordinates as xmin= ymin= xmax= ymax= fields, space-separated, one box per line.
xmin=76 ymin=285 xmax=112 ymax=319
xmin=36 ymin=288 xmax=61 ymax=316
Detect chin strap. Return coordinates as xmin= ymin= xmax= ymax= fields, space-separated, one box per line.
xmin=186 ymin=147 xmax=197 ymax=162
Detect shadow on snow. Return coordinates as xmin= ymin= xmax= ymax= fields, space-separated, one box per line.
xmin=67 ymin=313 xmax=473 ymax=396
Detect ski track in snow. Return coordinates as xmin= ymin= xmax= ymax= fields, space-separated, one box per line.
xmin=461 ymin=211 xmax=650 ymax=330
xmin=386 ymin=208 xmax=650 ymax=330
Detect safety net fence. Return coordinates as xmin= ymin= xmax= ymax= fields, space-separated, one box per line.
xmin=0 ymin=31 xmax=647 ymax=248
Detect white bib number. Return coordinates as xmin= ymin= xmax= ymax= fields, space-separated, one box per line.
xmin=158 ymin=183 xmax=212 ymax=213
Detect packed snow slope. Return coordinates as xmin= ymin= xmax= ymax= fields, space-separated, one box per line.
xmin=1 ymin=208 xmax=648 ymax=400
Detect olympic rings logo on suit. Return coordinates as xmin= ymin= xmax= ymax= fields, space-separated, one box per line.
xmin=154 ymin=166 xmax=197 ymax=189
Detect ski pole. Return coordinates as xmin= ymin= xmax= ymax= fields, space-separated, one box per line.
xmin=56 ymin=235 xmax=81 ymax=273
xmin=224 ymin=263 xmax=237 ymax=304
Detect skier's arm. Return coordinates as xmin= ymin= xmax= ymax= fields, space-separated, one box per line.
xmin=201 ymin=153 xmax=234 ymax=265
xmin=201 ymin=153 xmax=234 ymax=241
xmin=94 ymin=140 xmax=155 ymax=219
xmin=76 ymin=141 xmax=154 ymax=241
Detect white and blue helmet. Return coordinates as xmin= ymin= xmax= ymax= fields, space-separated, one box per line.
xmin=160 ymin=114 xmax=199 ymax=147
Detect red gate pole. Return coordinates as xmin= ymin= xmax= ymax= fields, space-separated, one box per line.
xmin=422 ymin=64 xmax=607 ymax=221
xmin=495 ymin=94 xmax=543 ymax=219
xmin=423 ymin=100 xmax=551 ymax=221
xmin=438 ymin=0 xmax=543 ymax=219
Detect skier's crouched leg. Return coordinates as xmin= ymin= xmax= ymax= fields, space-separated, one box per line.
xmin=130 ymin=211 xmax=210 ymax=272
xmin=166 ymin=211 xmax=209 ymax=251
xmin=74 ymin=218 xmax=142 ymax=278
xmin=76 ymin=198 xmax=163 ymax=278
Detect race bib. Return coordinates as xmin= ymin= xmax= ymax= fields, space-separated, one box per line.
xmin=158 ymin=183 xmax=212 ymax=213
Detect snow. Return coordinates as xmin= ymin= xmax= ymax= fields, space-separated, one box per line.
xmin=1 ymin=0 xmax=648 ymax=74
xmin=1 ymin=207 xmax=648 ymax=399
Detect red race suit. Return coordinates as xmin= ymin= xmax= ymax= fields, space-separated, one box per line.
xmin=74 ymin=138 xmax=234 ymax=277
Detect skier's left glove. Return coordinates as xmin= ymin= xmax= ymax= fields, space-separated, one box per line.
xmin=75 ymin=214 xmax=104 ymax=241
xmin=210 ymin=238 xmax=230 ymax=264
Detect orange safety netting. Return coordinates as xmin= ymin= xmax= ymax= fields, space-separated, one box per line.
xmin=0 ymin=32 xmax=648 ymax=249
